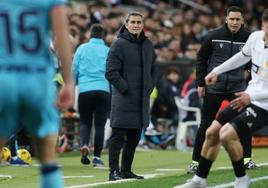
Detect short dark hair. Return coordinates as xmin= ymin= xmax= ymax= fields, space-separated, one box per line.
xmin=90 ymin=24 xmax=104 ymax=39
xmin=262 ymin=9 xmax=268 ymax=22
xmin=226 ymin=6 xmax=243 ymax=16
xmin=125 ymin=11 xmax=143 ymax=23
xmin=167 ymin=66 xmax=180 ymax=75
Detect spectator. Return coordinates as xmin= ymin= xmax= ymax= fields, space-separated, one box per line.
xmin=180 ymin=68 xmax=202 ymax=122
xmin=151 ymin=66 xmax=182 ymax=127
xmin=72 ymin=24 xmax=110 ymax=167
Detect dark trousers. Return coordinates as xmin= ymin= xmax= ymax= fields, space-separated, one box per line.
xmin=192 ymin=92 xmax=252 ymax=162
xmin=78 ymin=91 xmax=110 ymax=157
xmin=109 ymin=128 xmax=142 ymax=172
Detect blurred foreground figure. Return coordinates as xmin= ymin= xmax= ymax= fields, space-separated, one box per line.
xmin=0 ymin=1 xmax=74 ymax=188
xmin=174 ymin=8 xmax=268 ymax=188
xmin=188 ymin=6 xmax=256 ymax=174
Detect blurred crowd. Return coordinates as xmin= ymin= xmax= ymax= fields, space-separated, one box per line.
xmin=60 ymin=0 xmax=267 ymax=150
xmin=67 ymin=0 xmax=267 ymax=64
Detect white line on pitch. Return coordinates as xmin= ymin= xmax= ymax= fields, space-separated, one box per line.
xmin=64 ymin=173 xmax=164 ymax=188
xmin=215 ymin=162 xmax=268 ymax=170
xmin=155 ymin=169 xmax=184 ymax=172
xmin=208 ymin=176 xmax=268 ymax=188
xmin=0 ymin=175 xmax=12 ymax=179
xmin=93 ymin=166 xmax=109 ymax=170
xmin=63 ymin=176 xmax=94 ymax=179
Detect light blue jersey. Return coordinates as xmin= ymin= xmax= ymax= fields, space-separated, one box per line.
xmin=0 ymin=0 xmax=66 ymax=138
xmin=73 ymin=38 xmax=110 ymax=93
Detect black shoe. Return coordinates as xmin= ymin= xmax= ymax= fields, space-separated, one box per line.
xmin=187 ymin=161 xmax=198 ymax=174
xmin=80 ymin=147 xmax=90 ymax=165
xmin=109 ymin=170 xmax=122 ymax=181
xmin=121 ymin=171 xmax=144 ymax=179
xmin=245 ymin=160 xmax=260 ymax=170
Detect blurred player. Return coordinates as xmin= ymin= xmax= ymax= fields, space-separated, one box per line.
xmin=188 ymin=6 xmax=255 ymax=174
xmin=0 ymin=1 xmax=74 ymax=188
xmin=174 ymin=8 xmax=268 ymax=188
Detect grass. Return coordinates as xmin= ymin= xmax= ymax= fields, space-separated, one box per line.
xmin=1 ymin=148 xmax=268 ymax=187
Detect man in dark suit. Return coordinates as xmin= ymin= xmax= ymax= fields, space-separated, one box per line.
xmin=106 ymin=11 xmax=156 ymax=181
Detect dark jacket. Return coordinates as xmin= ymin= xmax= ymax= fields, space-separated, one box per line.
xmin=196 ymin=24 xmax=250 ymax=93
xmin=106 ymin=25 xmax=156 ymax=128
xmin=151 ymin=76 xmax=182 ymax=120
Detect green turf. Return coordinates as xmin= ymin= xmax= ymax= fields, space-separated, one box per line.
xmin=1 ymin=148 xmax=268 ymax=187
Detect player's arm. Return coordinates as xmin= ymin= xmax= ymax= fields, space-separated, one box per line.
xmin=51 ymin=5 xmax=73 ymax=85
xmin=205 ymin=52 xmax=251 ymax=85
xmin=212 ymin=52 xmax=251 ymax=75
xmin=206 ymin=33 xmax=254 ymax=86
xmin=50 ymin=5 xmax=74 ymax=108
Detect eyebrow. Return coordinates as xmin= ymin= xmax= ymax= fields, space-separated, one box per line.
xmin=229 ymin=17 xmax=241 ymax=20
xmin=130 ymin=20 xmax=142 ymax=23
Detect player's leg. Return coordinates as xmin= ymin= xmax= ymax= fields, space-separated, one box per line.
xmin=220 ymin=105 xmax=268 ymax=187
xmin=216 ymin=105 xmax=248 ymax=187
xmin=173 ymin=121 xmax=222 ymax=188
xmin=220 ymin=123 xmax=250 ymax=187
xmin=220 ymin=123 xmax=245 ymax=178
xmin=189 ymin=93 xmax=223 ymax=173
xmin=200 ymin=121 xmax=222 ymax=159
xmin=227 ymin=94 xmax=256 ymax=169
xmin=195 ymin=121 xmax=222 ymax=180
xmin=32 ymin=135 xmax=63 ymax=188
xmin=23 ymin=75 xmax=63 ymax=188
xmin=25 ymin=115 xmax=63 ymax=188
xmin=0 ymin=75 xmax=19 ymax=163
xmin=174 ymin=105 xmax=240 ymax=187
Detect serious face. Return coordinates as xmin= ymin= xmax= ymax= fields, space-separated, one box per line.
xmin=226 ymin=11 xmax=244 ymax=33
xmin=125 ymin=15 xmax=144 ymax=35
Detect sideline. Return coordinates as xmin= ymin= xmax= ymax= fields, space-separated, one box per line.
xmin=0 ymin=175 xmax=12 ymax=179
xmin=216 ymin=162 xmax=268 ymax=170
xmin=209 ymin=176 xmax=268 ymax=188
xmin=63 ymin=176 xmax=94 ymax=179
xmin=64 ymin=173 xmax=164 ymax=188
xmin=65 ymin=162 xmax=268 ymax=188
xmin=155 ymin=168 xmax=184 ymax=172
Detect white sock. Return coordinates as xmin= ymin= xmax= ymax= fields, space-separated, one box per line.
xmin=236 ymin=175 xmax=248 ymax=180
xmin=193 ymin=175 xmax=206 ymax=183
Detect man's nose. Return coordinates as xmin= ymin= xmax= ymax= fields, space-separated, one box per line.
xmin=233 ymin=20 xmax=238 ymax=24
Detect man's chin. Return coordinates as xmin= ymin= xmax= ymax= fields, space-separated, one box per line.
xmin=230 ymin=28 xmax=239 ymax=33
